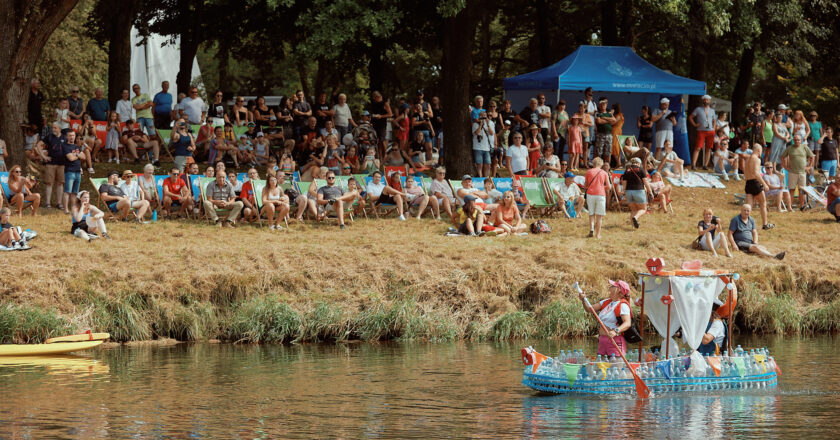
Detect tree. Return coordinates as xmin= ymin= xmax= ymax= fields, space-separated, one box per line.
xmin=87 ymin=0 xmax=141 ymax=106
xmin=0 ymin=0 xmax=79 ymax=166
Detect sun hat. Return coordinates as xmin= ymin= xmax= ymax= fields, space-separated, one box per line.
xmin=701 ymin=94 xmax=711 ymax=100
xmin=778 ymin=104 xmax=787 ymax=110
xmin=256 ymin=132 xmax=264 ymax=137
xmin=609 ymin=279 xmax=631 ymax=296
xmin=660 ymin=98 xmax=670 ymax=104
xmin=361 ymin=110 xmax=370 ymax=116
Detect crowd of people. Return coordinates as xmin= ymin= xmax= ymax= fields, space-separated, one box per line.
xmin=0 ymin=78 xmax=836 ymax=253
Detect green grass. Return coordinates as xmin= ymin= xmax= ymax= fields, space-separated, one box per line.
xmin=300 ymin=302 xmax=349 ymax=342
xmin=0 ymin=303 xmax=75 ymax=343
xmin=227 ymin=296 xmax=302 ymax=343
xmin=535 ymin=299 xmax=594 ymax=338
xmin=803 ymin=300 xmax=840 ymax=333
xmin=89 ymin=292 xmax=152 ymax=342
xmin=488 ymin=311 xmax=533 ymax=341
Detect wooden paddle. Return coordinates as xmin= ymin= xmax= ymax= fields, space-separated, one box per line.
xmin=577 ymin=284 xmax=651 ymax=398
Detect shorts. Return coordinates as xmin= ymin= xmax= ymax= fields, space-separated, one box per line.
xmin=64 ymin=171 xmax=81 ymax=194
xmin=655 ymin=130 xmax=674 ymax=151
xmin=714 ymin=161 xmax=734 ymax=174
xmin=745 ymin=179 xmax=764 ymax=196
xmin=154 ymin=113 xmax=171 ymax=130
xmin=625 ymin=189 xmax=647 ymax=204
xmin=699 ymin=233 xmax=722 ymax=251
xmin=594 ymin=133 xmax=611 ymax=158
xmin=735 ymin=241 xmax=753 ymax=252
xmin=376 ymin=194 xmax=395 ymax=205
xmin=821 ymin=160 xmax=837 ymax=177
xmin=174 ymin=155 xmax=189 ymax=172
xmin=809 ymin=139 xmax=821 ymax=152
xmin=598 ymin=334 xmax=626 ymax=357
xmin=828 ymin=197 xmax=840 ymax=214
xmin=697 ymin=130 xmax=715 ymax=150
xmin=137 ymin=117 xmax=156 ymax=135
xmin=43 ymin=164 xmax=65 ymax=185
xmin=586 ymin=194 xmax=606 ymax=216
xmin=586 ymin=125 xmax=595 ymax=143
xmin=419 ymin=130 xmax=431 ymax=144
xmin=788 ymin=172 xmax=806 ymax=191
xmin=458 ymin=220 xmax=474 ymax=234
xmin=473 ymin=149 xmax=491 ymax=165
xmin=108 ymin=201 xmax=119 ymax=213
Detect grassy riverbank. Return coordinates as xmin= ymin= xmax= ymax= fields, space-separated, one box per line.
xmin=2 ymin=176 xmax=838 ymax=343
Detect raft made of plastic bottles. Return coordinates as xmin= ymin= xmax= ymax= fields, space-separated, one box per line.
xmin=520 ymin=346 xmax=779 ymax=396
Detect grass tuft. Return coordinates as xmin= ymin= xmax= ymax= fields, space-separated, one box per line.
xmin=535 ymin=299 xmax=594 ymax=338
xmin=300 ymin=302 xmax=349 ymax=342
xmin=488 ymin=311 xmax=533 ymax=341
xmin=0 ymin=304 xmax=74 ymax=343
xmin=227 ymin=296 xmax=302 ymax=343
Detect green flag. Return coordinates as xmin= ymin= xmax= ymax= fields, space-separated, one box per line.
xmin=732 ymin=357 xmax=746 ymax=377
xmin=564 ymin=363 xmax=582 ymax=386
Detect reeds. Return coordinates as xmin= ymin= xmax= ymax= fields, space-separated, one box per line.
xmin=0 ymin=303 xmax=74 ymax=343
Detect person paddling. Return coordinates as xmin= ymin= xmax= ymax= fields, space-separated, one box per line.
xmin=578 ymin=280 xmax=632 ymax=357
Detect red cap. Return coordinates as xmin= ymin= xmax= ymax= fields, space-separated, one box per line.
xmin=609 ymin=279 xmax=631 ymax=296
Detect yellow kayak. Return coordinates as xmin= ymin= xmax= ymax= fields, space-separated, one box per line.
xmin=0 ymin=340 xmax=103 ymax=356
xmin=45 ymin=332 xmax=110 ymax=344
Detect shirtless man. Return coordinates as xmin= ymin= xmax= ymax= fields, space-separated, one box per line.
xmin=743 ymin=144 xmax=774 ymax=230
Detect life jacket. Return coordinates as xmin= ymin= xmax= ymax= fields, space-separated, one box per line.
xmin=600 ymin=298 xmax=632 ymax=320
xmin=698 ymin=319 xmax=728 ymax=356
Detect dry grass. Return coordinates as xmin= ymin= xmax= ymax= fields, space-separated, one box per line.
xmin=1 ymin=174 xmax=838 ymax=342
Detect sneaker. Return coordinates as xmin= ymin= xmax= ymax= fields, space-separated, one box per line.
xmin=398 ymin=215 xmax=406 ymax=221
xmin=447 ymin=227 xmax=458 ymax=233
xmin=762 ymin=223 xmax=775 ymax=230
xmin=275 ymin=225 xmax=284 ymax=231
xmin=340 ymin=224 xmax=346 ymax=230
xmin=486 ymin=230 xmax=498 ymax=237
xmin=18 ymin=242 xmax=30 ymax=250
xmin=88 ymin=167 xmax=95 ymax=174
xmin=722 ymin=173 xmax=729 ymax=182
xmin=228 ymin=221 xmax=237 ymax=228
xmin=477 ymin=231 xmax=486 ymax=237
xmin=215 ymin=219 xmax=222 ymax=228
xmin=588 ymin=230 xmax=594 ymax=238
xmin=12 ymin=241 xmax=20 ymax=249
xmin=88 ymin=233 xmax=100 ymax=240
xmin=269 ymin=225 xmax=276 ymax=230
xmin=107 ymin=158 xmax=113 ymax=163
xmin=101 ymin=232 xmax=111 ymax=240
xmin=115 ymin=159 xmax=120 ymax=164
xmin=632 ymin=217 xmax=639 ymax=229
xmin=734 ymin=173 xmax=741 ymax=181
xmin=775 ymin=251 xmax=786 ymax=260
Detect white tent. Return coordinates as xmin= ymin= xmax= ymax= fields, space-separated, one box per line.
xmin=130 ymin=27 xmax=202 ymax=104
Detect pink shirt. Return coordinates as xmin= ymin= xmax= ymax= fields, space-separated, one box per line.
xmin=584 ymin=168 xmax=608 ymax=196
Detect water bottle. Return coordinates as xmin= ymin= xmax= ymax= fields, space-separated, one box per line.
xmin=559 ymin=350 xmax=566 ymax=362
xmin=596 ymin=354 xmax=603 ymax=363
xmin=735 ymin=345 xmax=744 ymax=356
xmin=152 ymin=209 xmax=157 ymax=222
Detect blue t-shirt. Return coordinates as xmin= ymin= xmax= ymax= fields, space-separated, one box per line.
xmin=86 ymin=98 xmax=110 ymax=121
xmin=43 ymin=132 xmax=65 ymax=165
xmin=470 ymin=108 xmax=486 ymax=121
xmin=61 ymin=142 xmax=82 ymax=172
xmin=154 ymin=92 xmax=173 ymax=114
xmin=728 ymin=215 xmax=755 ymax=244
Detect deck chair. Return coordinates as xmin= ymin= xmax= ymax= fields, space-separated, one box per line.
xmin=250 ymin=179 xmax=267 ymax=226
xmin=0 ymin=172 xmax=34 ymax=215
xmin=334 ymin=175 xmax=367 ymax=219
xmin=448 ymin=180 xmax=465 ymax=207
xmin=520 ymin=177 xmax=553 ymax=215
xmin=188 ymin=175 xmax=203 ymax=216
xmin=400 ymin=175 xmax=433 ymax=217
xmin=89 ymin=177 xmax=112 ymax=217
xmin=157 ymin=174 xmax=195 ymax=219
xmin=385 ymin=165 xmax=407 ymax=179
xmin=616 ymin=135 xmax=638 ymax=165
xmin=364 ymin=175 xmax=400 ymax=218
xmin=292 ymin=171 xmax=301 ymax=182
xmin=493 ymin=177 xmax=530 ymax=214
xmin=295 ymin=180 xmax=315 ymax=220
xmin=199 ymin=176 xmax=231 ymax=223
xmin=608 ymin=171 xmax=626 ymax=212
xmin=543 ymin=177 xmax=565 ymax=216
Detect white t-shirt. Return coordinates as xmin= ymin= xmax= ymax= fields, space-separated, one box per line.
xmin=599 ymin=299 xmax=631 ymax=330
xmin=536 ymin=105 xmax=552 ymax=129
xmin=55 ymin=109 xmax=69 ymax=130
xmin=333 ymin=103 xmax=353 ymax=127
xmin=472 ymin=122 xmax=494 ymax=151
xmin=456 ymin=186 xmax=483 ymax=205
xmin=712 ymin=148 xmax=729 ymax=167
xmin=366 ymin=181 xmax=385 ymax=197
xmin=180 ymin=97 xmax=208 ymax=124
xmin=662 ymin=150 xmax=678 ymax=172
xmin=706 ymin=319 xmax=725 ymax=347
xmin=119 ymin=180 xmax=142 ymax=202
xmin=506 ymin=144 xmax=529 ymax=173
xmin=554 ymin=181 xmax=582 ymax=201
xmin=116 ymin=99 xmax=135 ymax=122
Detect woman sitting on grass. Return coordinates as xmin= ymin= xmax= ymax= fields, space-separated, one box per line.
xmin=489 ymin=191 xmax=526 ymax=236
xmin=0 ymin=207 xmax=28 ymax=249
xmin=694 ymin=208 xmax=732 ymax=258
xmin=648 ymin=170 xmax=672 ymax=214
xmin=457 ymin=195 xmax=485 ymax=235
xmin=71 ymin=191 xmax=109 ymax=241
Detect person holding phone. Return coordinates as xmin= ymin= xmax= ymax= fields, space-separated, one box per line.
xmin=170 ymin=118 xmax=196 ymax=171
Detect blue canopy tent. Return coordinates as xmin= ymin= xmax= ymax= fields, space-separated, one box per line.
xmin=504 ymin=46 xmax=706 ymax=162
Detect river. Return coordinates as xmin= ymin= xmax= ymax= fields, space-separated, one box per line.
xmin=0 ymin=336 xmax=837 ymax=439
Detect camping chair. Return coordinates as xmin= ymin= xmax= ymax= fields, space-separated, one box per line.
xmin=156 ymin=174 xmax=194 ymax=220
xmin=188 ymin=175 xmax=203 ymax=217
xmin=401 ymin=175 xmax=433 ymax=217
xmin=154 ymin=129 xmax=176 ymax=162
xmin=448 ymin=179 xmax=465 ymax=207
xmin=543 ymin=177 xmax=565 ymax=216
xmin=199 ymin=176 xmax=231 ymax=224
xmin=250 ymin=179 xmax=267 ymax=227
xmin=616 ymin=135 xmax=638 ymax=166
xmin=520 ymin=177 xmax=553 ymax=216
xmin=608 ymin=171 xmax=626 ymax=212
xmin=0 ymin=172 xmax=34 ymax=215
xmin=334 ymin=175 xmax=367 ymax=219
xmin=89 ymin=177 xmax=115 ymax=220
xmin=295 ymin=180 xmax=315 ymax=220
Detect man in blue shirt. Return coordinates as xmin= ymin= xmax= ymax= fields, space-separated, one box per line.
xmin=153 ymin=81 xmax=174 ymax=129
xmin=727 ymin=203 xmax=785 ymax=259
xmin=85 ymin=88 xmax=110 ymax=121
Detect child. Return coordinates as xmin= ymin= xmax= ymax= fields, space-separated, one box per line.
xmin=278 ymin=153 xmax=295 ymax=174
xmin=223 ymin=123 xmax=236 ymax=142
xmin=568 ymin=115 xmax=583 ymax=172
xmin=362 ymin=147 xmax=380 ymax=174
xmin=235 ymin=136 xmax=253 ymax=168
xmin=55 ymin=98 xmax=71 ymax=133
xmin=492 ymin=120 xmax=511 ymax=177
xmin=104 ymin=111 xmax=121 ymax=163
xmin=252 ymin=133 xmax=269 ymax=166
xmin=0 ymin=208 xmax=28 ymax=250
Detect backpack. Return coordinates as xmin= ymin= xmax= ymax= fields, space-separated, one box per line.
xmin=601 ymin=298 xmax=643 ymax=343
xmin=530 ymin=219 xmax=551 ymax=234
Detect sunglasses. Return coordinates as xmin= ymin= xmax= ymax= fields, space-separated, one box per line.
xmin=71 ymin=90 xmax=79 ymax=93
xmin=12 ymin=170 xmax=21 ymax=173
xmin=327 ymin=177 xmax=335 ymax=180
xmin=343 ymin=167 xmax=351 ymax=170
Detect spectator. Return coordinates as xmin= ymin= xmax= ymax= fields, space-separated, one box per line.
xmin=733 ymin=139 xmax=753 ymax=175
xmin=535 ymin=94 xmax=552 ymax=142
xmin=118 ymin=170 xmax=151 ymax=221
xmin=253 ymin=95 xmax=274 ymax=130
xmin=808 ymin=111 xmax=823 ymax=165
xmin=510 ymin=179 xmax=530 ymax=217
xmin=54 ymin=97 xmax=70 ymax=133
xmin=203 ymin=170 xmax=243 ymax=227
xmin=0 ymin=207 xmax=28 ymax=249
xmin=332 ymin=93 xmax=356 ymax=140
xmin=746 ymin=101 xmax=765 ymax=148
xmin=637 ymin=105 xmax=653 ymax=152
xmin=115 ymin=89 xmax=135 ymax=122
xmin=293 ymin=90 xmax=313 ymax=134
xmin=232 ymin=96 xmax=252 ymax=127
xmin=208 ymin=126 xmax=234 ymax=166
xmin=138 ymin=163 xmax=159 ymax=211
xmin=695 ymin=208 xmax=732 ymax=258
xmin=648 ymin=170 xmax=672 ymax=214
xmin=430 ymin=167 xmax=456 ymax=223
xmin=490 ymin=191 xmax=526 ymax=236
xmin=819 ymin=126 xmax=837 ymax=177
xmin=574 ymin=102 xmax=594 ymax=167
xmin=61 ymin=131 xmax=83 ymax=214
xmin=552 ymin=171 xmax=584 ymax=219
xmin=121 ymin=119 xmax=160 ymax=166
xmin=431 ymin=95 xmax=443 ymax=155
xmin=41 ymin=123 xmax=65 ymax=209
xmin=780 ymin=134 xmax=815 ymax=210
xmin=261 ymin=173 xmax=290 ymax=230
xmin=28 ymin=79 xmax=45 ymax=130
xmin=763 ymin=164 xmax=791 ymax=212
xmin=656 ymin=140 xmax=685 ymax=179
xmin=790 ymin=110 xmax=810 ymax=149
xmin=227 ymin=172 xmax=243 ymax=197
xmin=506 ymin=132 xmax=529 ymax=176
xmin=762 ymin=109 xmax=775 ymax=151
xmin=621 ymin=137 xmax=652 ymax=170
xmin=104 ymin=111 xmax=121 ymax=163
xmin=516 ymin=98 xmax=540 ymax=137
xmin=470 ymin=95 xmax=485 ymax=123
xmin=620 ymin=157 xmax=651 ymax=229
xmin=525 ymin=124 xmax=544 ymax=172
xmin=320 ymin=120 xmax=339 ymax=140
xmin=584 ymin=157 xmax=610 ymax=239
xmin=316 ymin=170 xmax=358 ymax=228
xmin=552 ymin=100 xmax=569 ymax=157
xmin=24 ymin=124 xmax=47 ymax=177
xmin=499 ymin=99 xmax=518 ymax=143
xmin=567 ymin=115 xmax=583 ymax=171
xmin=536 ymin=145 xmax=562 ymax=178
xmin=275 ymin=171 xmax=308 ymax=222
xmin=179 ymin=87 xmax=207 ymax=125
xmin=238 ymin=168 xmax=260 ymax=222
xmin=99 ymin=170 xmax=133 ymax=220
xmin=727 ymin=203 xmax=785 ymax=259
xmin=456 ymin=195 xmax=485 ymax=236
xmin=204 ymin=166 xmax=215 ymax=177
xmin=651 ymin=98 xmax=676 ymax=158
xmin=472 ymin=111 xmax=494 ymax=177
xmin=404 ymin=175 xmax=435 ymax=219
xmin=610 ymin=103 xmax=625 ymax=166
xmin=393 ymin=104 xmax=411 ymax=151
xmin=689 ymin=95 xmax=715 ymax=169
xmin=79 ymin=114 xmax=101 ymax=171
xmin=482 ymin=178 xmax=503 ymax=204
xmin=71 ymin=190 xmax=109 ymax=241
xmin=5 ymin=165 xmax=41 ymax=216
xmin=275 ymin=96 xmax=294 ymax=139
xmin=455 ymin=175 xmax=494 ymax=211
xmin=366 ymin=170 xmax=406 ymax=221
xmin=826 ymin=176 xmax=840 ymax=221
xmin=313 ymin=92 xmax=333 ymax=130
xmin=712 ymin=138 xmax=740 ymax=181
xmin=170 ymin=118 xmax=197 ymax=171
xmin=252 ymin=132 xmax=270 ymax=166
xmin=593 ymin=98 xmax=616 ymax=164
xmin=86 ymin=88 xmax=110 ymax=122
xmin=207 ymin=90 xmax=230 ymax=126
xmin=768 ymin=112 xmax=790 ymax=165
xmin=715 ymin=111 xmax=730 ymax=147
xmin=162 ymin=166 xmax=194 ymax=218
xmin=67 ymin=86 xmax=84 ymax=120
xmin=153 ymin=81 xmax=173 ymax=129
xmin=411 ymin=102 xmax=435 ymax=160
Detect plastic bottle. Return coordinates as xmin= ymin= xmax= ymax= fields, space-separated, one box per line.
xmin=735 ymin=345 xmax=744 ymax=356
xmin=152 ymin=209 xmax=158 ymax=222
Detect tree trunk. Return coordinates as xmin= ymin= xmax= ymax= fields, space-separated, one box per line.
xmin=218 ymin=39 xmax=231 ymax=93
xmin=176 ymin=29 xmax=200 ymax=96
xmin=619 ymin=0 xmax=635 ymax=46
xmin=535 ymin=0 xmax=551 ymax=67
xmin=296 ymin=60 xmax=310 ymax=100
xmin=0 ymin=0 xmax=79 ymax=166
xmin=441 ymin=0 xmax=478 ymax=178
xmin=368 ymin=38 xmax=385 ymax=93
xmin=731 ymin=46 xmax=755 ymax=125
xmin=601 ymin=0 xmax=618 ymax=46
xmin=478 ymin=7 xmax=492 ymax=95
xmin=106 ymin=0 xmax=138 ymax=107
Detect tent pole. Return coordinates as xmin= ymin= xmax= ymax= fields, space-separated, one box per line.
xmin=665 ymin=283 xmax=672 ymax=359
xmin=639 ymin=280 xmax=645 ymax=362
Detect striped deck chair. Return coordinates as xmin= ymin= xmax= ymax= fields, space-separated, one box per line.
xmin=0 ymin=172 xmax=34 ymax=215
xmin=250 ymin=179 xmax=267 ymax=226
xmin=448 ymin=180 xmax=465 ymax=207
xmin=199 ymin=176 xmax=232 ymax=223
xmin=520 ymin=177 xmax=553 ymax=215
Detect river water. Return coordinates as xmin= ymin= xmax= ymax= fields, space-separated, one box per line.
xmin=0 ymin=336 xmax=837 ymax=439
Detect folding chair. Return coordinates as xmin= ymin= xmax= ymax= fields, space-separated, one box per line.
xmin=363 ymin=175 xmax=400 ymax=218
xmin=0 ymin=172 xmax=34 ymax=215
xmin=520 ymin=177 xmax=553 ymax=216
xmin=493 ymin=177 xmax=529 ymax=214
xmin=250 ymin=179 xmax=267 ymax=227
xmin=199 ymin=176 xmax=231 ymax=224
xmin=608 ymin=171 xmax=626 ymax=212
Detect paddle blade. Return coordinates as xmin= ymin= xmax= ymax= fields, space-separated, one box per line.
xmin=633 ymin=373 xmax=651 ymax=399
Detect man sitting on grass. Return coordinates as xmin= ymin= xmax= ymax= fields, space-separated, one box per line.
xmin=727 ymin=203 xmax=785 ymax=260
xmin=162 ymin=166 xmax=194 ymax=218
xmin=204 ymin=170 xmax=243 ymax=227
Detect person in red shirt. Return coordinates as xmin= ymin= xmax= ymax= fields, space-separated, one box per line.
xmin=162 ymin=166 xmax=194 ymax=218
xmin=240 ymin=168 xmax=261 ymax=223
xmin=584 ymin=157 xmax=610 ymax=238
xmin=827 ymin=176 xmax=840 ymax=221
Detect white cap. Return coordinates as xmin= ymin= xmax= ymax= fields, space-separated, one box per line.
xmin=701 ymin=94 xmax=711 ymax=100
xmin=660 ymin=98 xmax=670 ymax=104
xmin=778 ymin=104 xmax=787 ymax=110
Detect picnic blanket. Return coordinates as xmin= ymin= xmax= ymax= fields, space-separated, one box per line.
xmin=667 ymin=172 xmax=726 ymax=189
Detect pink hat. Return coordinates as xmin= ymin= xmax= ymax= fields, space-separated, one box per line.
xmin=609 ymin=279 xmax=631 ymax=296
